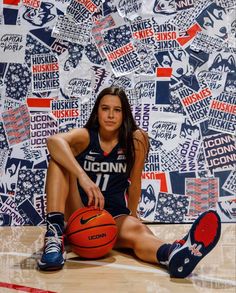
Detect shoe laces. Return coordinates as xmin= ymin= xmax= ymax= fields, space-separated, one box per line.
xmin=44 ymin=223 xmax=63 ymax=254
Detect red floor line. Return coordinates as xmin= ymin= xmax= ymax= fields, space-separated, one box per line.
xmin=0 ymin=282 xmax=57 ymax=293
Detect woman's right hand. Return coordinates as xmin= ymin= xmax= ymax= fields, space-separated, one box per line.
xmin=77 ymin=172 xmax=105 ymax=210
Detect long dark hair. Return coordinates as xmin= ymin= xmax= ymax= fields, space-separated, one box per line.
xmin=84 ymin=86 xmax=147 ymax=175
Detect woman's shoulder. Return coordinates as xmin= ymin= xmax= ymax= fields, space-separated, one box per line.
xmin=62 ymin=127 xmax=91 ymax=148
xmin=67 ymin=127 xmax=90 ymax=140
xmin=68 ymin=127 xmax=91 ymax=155
xmin=132 ymin=128 xmax=149 ymax=151
xmin=133 ymin=128 xmax=148 ymax=141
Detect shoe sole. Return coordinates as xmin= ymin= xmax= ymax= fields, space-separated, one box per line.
xmin=38 ymin=261 xmax=64 ymax=271
xmin=168 ymin=210 xmax=221 ymax=278
xmin=38 ymin=252 xmax=66 ymax=271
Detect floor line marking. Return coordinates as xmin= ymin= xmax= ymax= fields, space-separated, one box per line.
xmin=1 ymin=252 xmax=236 ymax=287
xmin=68 ymin=259 xmax=236 ymax=287
xmin=0 ymin=281 xmax=56 ymax=293
xmin=68 ymin=259 xmax=168 ymax=275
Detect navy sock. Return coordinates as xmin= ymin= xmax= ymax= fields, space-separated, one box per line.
xmin=156 ymin=235 xmax=188 ymax=264
xmin=46 ymin=212 xmax=65 ymax=235
xmin=156 ymin=244 xmax=172 ymax=263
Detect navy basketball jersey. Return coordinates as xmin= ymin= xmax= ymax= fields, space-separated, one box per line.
xmin=75 ymin=129 xmax=130 ymax=214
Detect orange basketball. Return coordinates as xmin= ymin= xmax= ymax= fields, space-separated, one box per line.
xmin=66 ymin=207 xmax=118 ymax=259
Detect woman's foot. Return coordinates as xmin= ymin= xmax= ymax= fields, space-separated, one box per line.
xmin=38 ymin=224 xmax=66 ymax=271
xmin=167 ymin=210 xmax=221 ymax=278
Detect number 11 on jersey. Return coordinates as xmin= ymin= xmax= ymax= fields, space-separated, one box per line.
xmin=95 ymin=174 xmax=110 ymax=191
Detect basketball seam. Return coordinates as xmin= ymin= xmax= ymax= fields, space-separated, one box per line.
xmin=67 ymin=208 xmax=97 ymax=226
xmin=67 ymin=209 xmax=115 ymax=227
xmin=66 ymin=223 xmax=117 ymax=237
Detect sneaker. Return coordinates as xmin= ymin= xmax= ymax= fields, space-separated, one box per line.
xmin=168 ymin=210 xmax=221 ymax=278
xmin=38 ymin=224 xmax=66 ymax=271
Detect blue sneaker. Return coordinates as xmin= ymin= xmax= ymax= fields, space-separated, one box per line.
xmin=167 ymin=210 xmax=221 ymax=278
xmin=38 ymin=224 xmax=66 ymax=271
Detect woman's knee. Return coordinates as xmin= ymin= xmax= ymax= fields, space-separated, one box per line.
xmin=46 ymin=159 xmax=70 ymax=193
xmin=47 ymin=158 xmax=69 ymax=177
xmin=115 ymin=216 xmax=152 ymax=248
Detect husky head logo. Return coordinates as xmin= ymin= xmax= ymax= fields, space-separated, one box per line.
xmin=196 ymin=3 xmax=227 ymax=39
xmin=224 ymin=74 xmax=236 ymax=93
xmin=139 ymin=184 xmax=156 ymax=218
xmin=153 ymin=0 xmax=176 ymax=14
xmin=209 ymin=54 xmax=236 ymax=73
xmin=23 ymin=2 xmax=56 ymax=27
xmin=155 ymin=50 xmax=190 ymax=80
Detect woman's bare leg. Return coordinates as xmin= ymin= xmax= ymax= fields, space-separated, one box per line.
xmin=46 ymin=158 xmax=69 ymax=213
xmin=46 ymin=158 xmax=83 ymax=218
xmin=114 ymin=211 xmax=221 ymax=278
xmin=38 ymin=158 xmax=84 ymax=270
xmin=114 ymin=215 xmax=164 ymax=263
xmin=65 ymin=173 xmax=84 ymax=221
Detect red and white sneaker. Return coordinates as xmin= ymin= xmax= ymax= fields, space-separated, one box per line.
xmin=168 ymin=210 xmax=221 ymax=278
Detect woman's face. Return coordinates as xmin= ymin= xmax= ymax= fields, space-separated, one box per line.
xmin=98 ymin=94 xmax=123 ymax=133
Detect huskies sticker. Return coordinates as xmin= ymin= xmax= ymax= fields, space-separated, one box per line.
xmin=176 ymin=77 xmax=213 ymax=125
xmin=31 ymin=53 xmax=60 ymax=92
xmin=208 ymin=91 xmax=236 ymax=134
xmin=102 ymin=24 xmax=141 ymax=76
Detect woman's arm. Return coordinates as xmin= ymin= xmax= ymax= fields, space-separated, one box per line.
xmin=47 ymin=128 xmax=88 ymax=176
xmin=46 ymin=128 xmax=104 ymax=209
xmin=127 ymin=129 xmax=149 ymax=217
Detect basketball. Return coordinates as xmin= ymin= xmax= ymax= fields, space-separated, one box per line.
xmin=66 ymin=207 xmax=118 ymax=259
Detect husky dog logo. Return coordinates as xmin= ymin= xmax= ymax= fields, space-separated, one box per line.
xmin=224 ymin=73 xmax=236 ymax=93
xmin=155 ymin=50 xmax=190 ymax=80
xmin=139 ymin=184 xmax=157 ymax=218
xmin=196 ymin=3 xmax=227 ymax=39
xmin=209 ymin=54 xmax=236 ymax=73
xmin=23 ymin=2 xmax=56 ymax=27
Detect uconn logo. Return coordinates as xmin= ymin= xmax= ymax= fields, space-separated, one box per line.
xmin=88 ymin=233 xmax=106 ymax=240
xmin=83 ymin=161 xmax=127 ymax=173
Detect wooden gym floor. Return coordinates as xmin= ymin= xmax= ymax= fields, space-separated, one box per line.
xmin=0 ymin=223 xmax=235 ymax=293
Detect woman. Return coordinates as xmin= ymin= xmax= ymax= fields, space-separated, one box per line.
xmin=38 ymin=87 xmax=221 ymax=278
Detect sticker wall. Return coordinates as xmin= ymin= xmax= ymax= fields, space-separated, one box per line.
xmin=0 ymin=0 xmax=235 ymax=226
